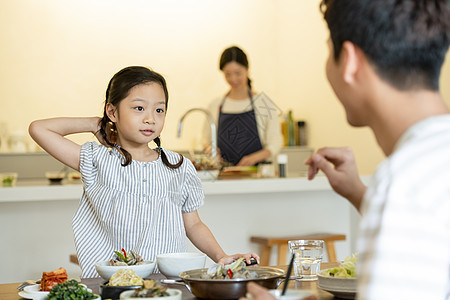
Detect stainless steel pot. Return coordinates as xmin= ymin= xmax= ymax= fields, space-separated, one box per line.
xmin=164 ymin=266 xmax=285 ymax=300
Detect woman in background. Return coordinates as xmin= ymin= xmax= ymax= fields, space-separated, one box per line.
xmin=204 ymin=46 xmax=282 ymax=166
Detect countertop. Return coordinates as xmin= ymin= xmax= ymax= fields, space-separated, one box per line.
xmin=0 ymin=175 xmax=351 ymax=203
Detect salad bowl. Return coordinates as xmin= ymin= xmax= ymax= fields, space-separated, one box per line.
xmin=317 ymin=254 xmax=358 ymax=299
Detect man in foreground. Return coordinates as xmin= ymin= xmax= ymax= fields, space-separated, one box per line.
xmin=245 ymin=0 xmax=450 ymax=299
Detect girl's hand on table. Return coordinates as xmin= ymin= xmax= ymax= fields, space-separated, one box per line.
xmin=218 ymin=252 xmax=260 ymax=266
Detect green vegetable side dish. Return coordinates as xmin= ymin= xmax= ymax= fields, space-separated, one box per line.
xmin=321 ymin=253 xmax=358 ymax=278
xmin=47 ymin=279 xmax=96 ymax=300
xmin=2 ymin=176 xmax=13 ymax=187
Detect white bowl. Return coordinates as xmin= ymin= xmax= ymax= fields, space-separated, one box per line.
xmin=197 ymin=170 xmax=220 ymax=181
xmin=156 ymin=252 xmax=206 ymax=278
xmin=95 ymin=260 xmax=156 ymax=281
xmin=120 ymin=288 xmax=182 ymax=300
xmin=45 ymin=171 xmax=65 ymax=183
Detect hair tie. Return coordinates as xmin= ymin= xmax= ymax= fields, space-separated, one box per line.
xmin=158 ymin=146 xmax=163 ymax=151
xmin=114 ymin=144 xmax=121 ymax=149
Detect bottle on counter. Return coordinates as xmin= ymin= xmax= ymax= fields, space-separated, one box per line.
xmin=297 ymin=121 xmax=307 ymax=146
xmin=287 ymin=110 xmax=296 ymax=146
xmin=281 ymin=114 xmax=288 ymax=146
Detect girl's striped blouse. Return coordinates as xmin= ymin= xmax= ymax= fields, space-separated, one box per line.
xmin=73 ymin=142 xmax=204 ymax=278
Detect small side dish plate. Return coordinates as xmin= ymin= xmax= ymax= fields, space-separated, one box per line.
xmin=21 ymin=283 xmax=95 ymax=300
xmin=317 ymin=274 xmax=357 ymax=299
xmin=120 ymin=288 xmax=182 ymax=300
xmin=22 ymin=284 xmax=49 ymax=300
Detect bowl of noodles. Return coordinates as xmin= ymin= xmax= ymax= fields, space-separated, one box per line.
xmin=100 ymin=269 xmax=144 ymax=300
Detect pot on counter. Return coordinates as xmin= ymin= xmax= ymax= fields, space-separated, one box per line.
xmin=163 ymin=266 xmax=285 ymax=300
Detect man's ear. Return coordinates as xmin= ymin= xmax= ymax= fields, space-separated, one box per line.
xmin=106 ymin=103 xmax=117 ymax=122
xmin=341 ymin=41 xmax=361 ymax=84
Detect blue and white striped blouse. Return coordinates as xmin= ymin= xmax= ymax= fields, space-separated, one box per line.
xmin=72 ymin=142 xmax=204 ymax=278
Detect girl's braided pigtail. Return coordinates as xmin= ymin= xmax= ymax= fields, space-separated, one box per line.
xmin=99 ymin=105 xmax=132 ymax=166
xmin=154 ymin=136 xmax=183 ymax=169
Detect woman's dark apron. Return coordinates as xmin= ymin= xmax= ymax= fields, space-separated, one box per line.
xmin=217 ymin=92 xmax=263 ymax=165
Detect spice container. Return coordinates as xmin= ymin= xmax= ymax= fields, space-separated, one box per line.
xmin=277 ymin=154 xmax=288 ymax=178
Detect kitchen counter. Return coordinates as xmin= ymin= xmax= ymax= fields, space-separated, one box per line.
xmin=0 ymin=175 xmax=366 ymax=284
xmin=0 ymin=176 xmax=345 ymax=202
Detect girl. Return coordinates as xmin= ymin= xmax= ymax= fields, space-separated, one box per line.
xmin=29 ymin=66 xmax=258 ymax=278
xmin=203 ymin=46 xmax=283 ymax=166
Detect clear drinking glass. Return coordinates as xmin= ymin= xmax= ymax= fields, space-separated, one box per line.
xmin=288 ymin=239 xmax=324 ymax=281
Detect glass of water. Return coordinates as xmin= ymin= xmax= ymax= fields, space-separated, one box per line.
xmin=288 ymin=239 xmax=324 ymax=281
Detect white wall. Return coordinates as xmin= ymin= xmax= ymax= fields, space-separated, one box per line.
xmin=1 ymin=0 xmax=449 ymax=174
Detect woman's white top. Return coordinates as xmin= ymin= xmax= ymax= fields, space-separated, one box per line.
xmin=73 ymin=142 xmax=204 ymax=278
xmin=203 ymin=92 xmax=283 ymax=161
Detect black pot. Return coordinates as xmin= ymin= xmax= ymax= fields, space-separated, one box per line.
xmin=99 ymin=281 xmax=141 ymax=300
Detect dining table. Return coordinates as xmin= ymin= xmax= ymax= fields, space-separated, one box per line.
xmin=1 ymin=262 xmax=344 ymax=300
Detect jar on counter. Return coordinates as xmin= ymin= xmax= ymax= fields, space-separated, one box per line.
xmin=277 ymin=154 xmax=288 ymax=178
xmin=297 ymin=121 xmax=307 ymax=146
xmin=258 ymin=161 xmax=275 ymax=178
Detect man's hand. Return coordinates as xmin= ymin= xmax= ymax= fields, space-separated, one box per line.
xmin=305 ymin=147 xmax=366 ymax=211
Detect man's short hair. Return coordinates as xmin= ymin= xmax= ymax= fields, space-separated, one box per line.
xmin=320 ymin=0 xmax=450 ymax=91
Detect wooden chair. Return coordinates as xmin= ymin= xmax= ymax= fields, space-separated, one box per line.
xmin=70 ymin=254 xmax=79 ymax=265
xmin=250 ymin=233 xmax=346 ymax=265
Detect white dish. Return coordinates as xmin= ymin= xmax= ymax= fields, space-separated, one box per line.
xmin=120 ymin=288 xmax=182 ymax=300
xmin=95 ymin=260 xmax=156 ymax=281
xmin=269 ymin=289 xmax=315 ymax=300
xmin=21 ymin=283 xmax=95 ymax=300
xmin=317 ymin=273 xmax=357 ymax=299
xmin=197 ymin=170 xmax=220 ymax=181
xmin=22 ymin=284 xmax=48 ymax=300
xmin=18 ymin=291 xmax=36 ymax=300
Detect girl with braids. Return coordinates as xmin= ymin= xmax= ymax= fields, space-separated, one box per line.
xmin=203 ymin=46 xmax=282 ymax=166
xmin=29 ymin=66 xmax=259 ymax=278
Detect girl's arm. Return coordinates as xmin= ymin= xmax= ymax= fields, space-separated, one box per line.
xmin=183 ymin=211 xmax=260 ymax=265
xmin=28 ymin=117 xmax=101 ymax=171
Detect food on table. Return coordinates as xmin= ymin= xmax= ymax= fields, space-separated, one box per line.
xmin=47 ymin=279 xmax=96 ymax=300
xmin=110 ymin=248 xmax=145 ymax=266
xmin=202 ymin=257 xmax=258 ymax=280
xmin=129 ymin=280 xmax=170 ymax=298
xmin=108 ymin=269 xmax=144 ymax=286
xmin=40 ymin=267 xmax=68 ymax=291
xmin=321 ymin=253 xmax=358 ymax=278
xmin=191 ymin=156 xmax=221 ymax=171
xmin=2 ymin=175 xmax=14 ymax=186
xmin=68 ymin=172 xmax=81 ymax=180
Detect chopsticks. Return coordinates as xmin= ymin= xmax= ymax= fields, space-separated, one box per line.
xmin=281 ymin=253 xmax=295 ymax=296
